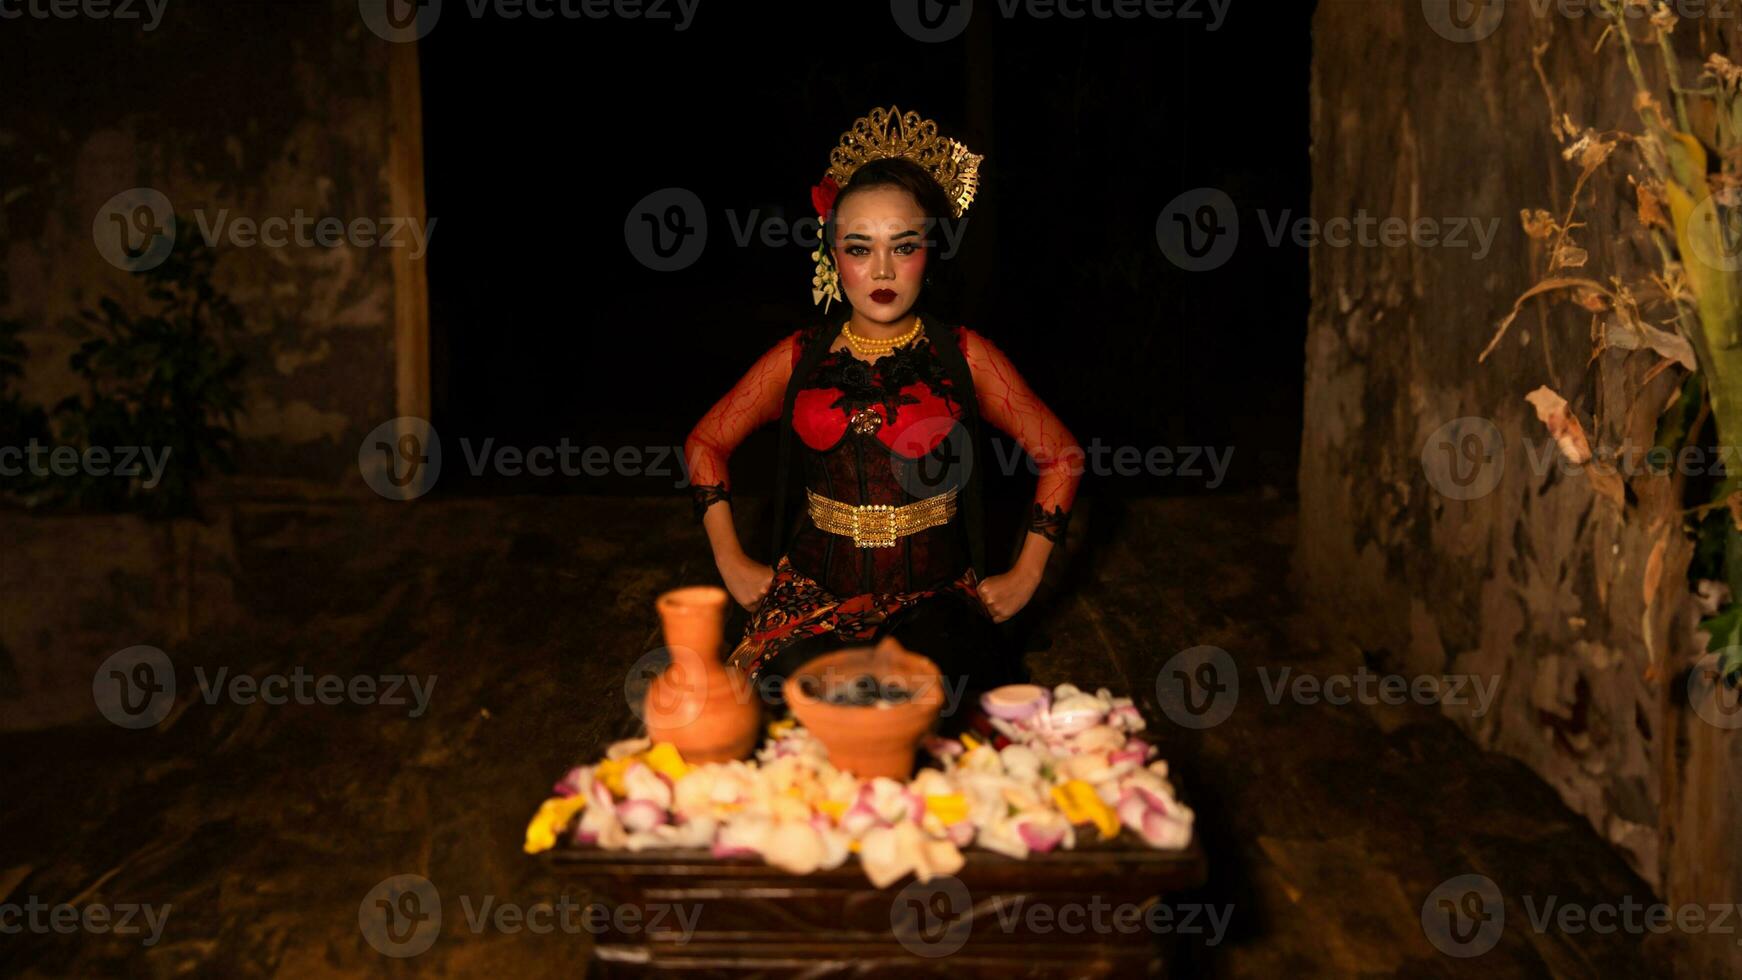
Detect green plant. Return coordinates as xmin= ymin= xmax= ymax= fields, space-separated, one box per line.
xmin=3 ymin=225 xmax=245 ymax=518
xmin=1494 ymin=1 xmax=1742 ymax=686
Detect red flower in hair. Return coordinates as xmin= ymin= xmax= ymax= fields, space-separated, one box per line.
xmin=811 ymin=176 xmax=839 ymax=217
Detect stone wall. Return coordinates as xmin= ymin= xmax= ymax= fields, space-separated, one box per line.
xmin=0 ymin=2 xmax=417 ymax=726
xmin=0 ymin=0 xmax=412 ymax=488
xmin=1300 ymin=1 xmax=1741 ymax=973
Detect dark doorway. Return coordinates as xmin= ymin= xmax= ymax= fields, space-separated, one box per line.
xmin=419 ymin=5 xmax=1313 ymax=502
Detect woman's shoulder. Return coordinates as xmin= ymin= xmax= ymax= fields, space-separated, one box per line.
xmin=948 ymin=324 xmax=1004 ymax=365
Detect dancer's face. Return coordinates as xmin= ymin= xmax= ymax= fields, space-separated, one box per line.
xmin=831 ymin=187 xmax=930 ymax=324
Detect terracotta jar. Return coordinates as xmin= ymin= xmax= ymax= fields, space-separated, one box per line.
xmin=784 ymin=638 xmax=945 ymax=780
xmin=644 ymin=586 xmax=761 ymax=764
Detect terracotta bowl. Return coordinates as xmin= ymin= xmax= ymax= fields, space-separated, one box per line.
xmin=783 ymin=640 xmax=946 ymax=780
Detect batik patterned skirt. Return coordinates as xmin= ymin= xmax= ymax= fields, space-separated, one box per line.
xmin=726 ymin=555 xmax=993 ymax=685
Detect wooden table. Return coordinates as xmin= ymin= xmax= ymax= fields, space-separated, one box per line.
xmin=542 ymin=833 xmax=1207 ymax=977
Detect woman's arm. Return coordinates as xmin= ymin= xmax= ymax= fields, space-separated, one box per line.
xmin=684 ymin=332 xmax=800 ymax=608
xmin=958 ymin=328 xmax=1083 ymax=621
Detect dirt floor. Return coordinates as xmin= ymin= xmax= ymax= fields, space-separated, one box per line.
xmin=0 ymin=492 xmax=1674 ymax=976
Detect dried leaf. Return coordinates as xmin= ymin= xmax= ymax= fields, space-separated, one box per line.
xmin=1601 ymin=317 xmax=1698 ymax=371
xmin=1705 ymin=53 xmax=1742 ymax=89
xmin=1481 ymin=278 xmax=1613 ymax=362
xmin=1525 ymin=385 xmax=1593 ymax=464
xmin=1728 ymin=490 xmax=1742 ymax=531
xmin=1521 ymin=208 xmax=1558 ymax=239
xmin=1634 ymin=177 xmax=1668 ymax=228
xmin=1563 ymin=130 xmax=1617 ymax=175
xmin=1552 ymin=242 xmax=1589 ymax=270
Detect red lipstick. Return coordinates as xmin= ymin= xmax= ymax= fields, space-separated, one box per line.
xmin=870 ymin=289 xmax=897 ymax=304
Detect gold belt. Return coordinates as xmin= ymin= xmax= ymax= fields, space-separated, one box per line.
xmin=806 ymin=486 xmax=958 ymax=548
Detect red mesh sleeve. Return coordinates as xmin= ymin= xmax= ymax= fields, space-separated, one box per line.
xmin=684 ymin=332 xmax=800 ymax=510
xmin=959 ymin=327 xmax=1082 ymax=535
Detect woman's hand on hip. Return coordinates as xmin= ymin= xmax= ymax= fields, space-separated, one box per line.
xmin=976 ymin=566 xmax=1041 ymax=623
xmin=720 ymin=553 xmax=774 ymax=610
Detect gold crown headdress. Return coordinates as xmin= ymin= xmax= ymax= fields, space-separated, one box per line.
xmin=809 ymin=106 xmax=983 ymax=310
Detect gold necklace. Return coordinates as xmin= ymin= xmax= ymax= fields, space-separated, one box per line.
xmin=841 ymin=317 xmax=923 ymax=356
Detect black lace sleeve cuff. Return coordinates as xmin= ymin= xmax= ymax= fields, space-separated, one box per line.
xmin=691 ymin=483 xmax=731 ymax=521
xmin=1027 ymin=503 xmax=1072 ymax=543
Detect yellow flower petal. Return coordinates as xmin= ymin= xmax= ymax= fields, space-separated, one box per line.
xmin=960 ymin=732 xmax=982 ymax=752
xmin=523 ymin=795 xmax=588 ymax=854
xmin=767 ymin=718 xmax=798 ymax=739
xmin=1051 ymin=780 xmax=1119 ymax=840
xmin=594 ymin=757 xmax=633 ymax=796
xmin=817 ymin=799 xmax=848 ymax=822
xmin=925 ymin=793 xmax=969 ymax=825
xmin=644 ymin=742 xmax=690 ymax=782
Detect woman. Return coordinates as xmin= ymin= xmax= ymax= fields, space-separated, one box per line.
xmin=684 ymin=106 xmax=1081 ymax=714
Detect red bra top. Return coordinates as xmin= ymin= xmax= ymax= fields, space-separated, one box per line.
xmin=790 ymin=333 xmax=963 ymax=458
xmin=683 ymin=323 xmax=1081 ymax=518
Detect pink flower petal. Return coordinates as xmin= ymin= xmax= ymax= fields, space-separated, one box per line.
xmin=710 ymin=838 xmax=757 ymax=859
xmin=617 ymin=800 xmax=668 ymax=832
xmin=1018 ymin=821 xmax=1066 ymax=853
